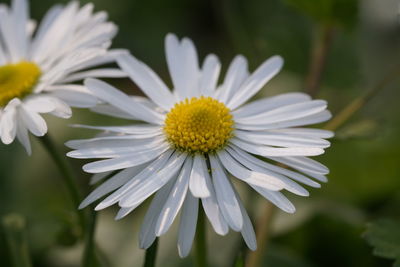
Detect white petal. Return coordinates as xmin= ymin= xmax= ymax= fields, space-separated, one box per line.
xmin=227 ymin=56 xmax=283 ymax=110
xmin=269 ymin=156 xmax=329 ymax=175
xmin=233 ymin=92 xmax=311 ymax=118
xmin=24 ymin=96 xmax=56 ymax=113
xmin=0 ymin=106 xmax=17 ymax=144
xmin=230 ymin=138 xmax=324 ymax=157
xmin=177 ymin=191 xmax=198 ymax=258
xmin=236 ymin=110 xmax=332 ymax=131
xmin=139 ymin=179 xmax=175 ymax=249
xmin=269 ymin=128 xmax=334 ymax=139
xmin=201 ymin=172 xmax=229 ymax=235
xmin=84 ymin=78 xmax=164 ymax=124
xmin=209 ymin=154 xmax=243 ymax=231
xmin=81 ymin=144 xmax=169 ymax=173
xmin=234 ymin=100 xmax=327 ymax=125
xmin=117 ymin=54 xmax=175 ymax=111
xmin=251 ymin=186 xmax=296 ymax=213
xmin=19 ymin=105 xmax=48 ymax=137
xmin=95 ymin=150 xmax=174 ymax=210
xmin=225 ymin=148 xmax=309 ymax=196
xmin=189 ymin=154 xmax=211 ymax=198
xmin=199 ymin=54 xmax=221 ymax=96
xmin=155 ymin=158 xmax=192 ymax=236
xmin=235 ymin=191 xmax=257 ymax=251
xmin=16 ymin=115 xmax=31 ymax=155
xmin=234 ymin=130 xmax=330 ymax=149
xmin=217 ymin=150 xmax=285 ymax=191
xmin=61 ymin=68 xmax=127 ymax=83
xmin=70 ymin=124 xmax=162 ymax=135
xmin=228 ymin=145 xmax=320 ymax=188
xmin=79 ymin=165 xmax=145 ymax=209
xmin=217 ymin=55 xmax=248 ymax=104
xmin=68 ymin=138 xmax=167 ymax=159
xmin=90 ymin=171 xmax=113 ymax=185
xmin=50 ymin=90 xmax=98 ymax=108
xmin=118 ymin=152 xmax=187 ymax=208
xmin=165 ymin=34 xmax=200 ymax=100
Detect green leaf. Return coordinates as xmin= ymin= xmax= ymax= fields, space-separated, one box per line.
xmin=363 ymin=219 xmax=400 ymax=266
xmin=283 ymin=0 xmax=358 ymax=27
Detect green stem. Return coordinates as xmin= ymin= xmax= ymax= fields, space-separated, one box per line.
xmin=82 ymin=208 xmax=98 ymax=267
xmin=325 ymin=67 xmax=400 ymax=131
xmin=195 ymin=209 xmax=207 ymax=267
xmin=143 ymin=238 xmax=159 ymax=267
xmin=2 ymin=214 xmax=32 ymax=267
xmin=38 ymin=135 xmax=86 ymax=231
xmin=39 ymin=135 xmax=99 ymax=266
xmin=246 ymin=202 xmax=274 ymax=267
xmin=304 ymin=24 xmax=335 ymax=97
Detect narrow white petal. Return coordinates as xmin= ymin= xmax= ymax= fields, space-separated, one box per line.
xmin=189 ymin=154 xmax=211 ymax=198
xmin=16 ymin=115 xmax=31 ymax=155
xmin=217 ymin=55 xmax=248 ymax=104
xmin=70 ymin=124 xmax=162 ymax=135
xmin=201 ymin=171 xmax=229 ymax=235
xmin=227 ymin=56 xmax=284 ymax=110
xmin=209 ymin=155 xmax=243 ymax=231
xmin=20 ymin=105 xmax=48 ymax=137
xmin=251 ymin=186 xmax=296 ymax=213
xmin=199 ymin=54 xmax=221 ymax=96
xmin=0 ymin=107 xmax=17 ymax=144
xmin=235 ymin=191 xmax=257 ymax=251
xmin=225 ymin=148 xmax=309 ymax=196
xmin=84 ymin=78 xmax=164 ymax=124
xmin=155 ymin=158 xmax=192 ymax=236
xmin=230 ymin=138 xmax=324 ymax=157
xmin=269 ymin=128 xmax=334 ymax=139
xmin=235 ymin=100 xmax=327 ymax=125
xmin=118 ymin=152 xmax=187 ymax=208
xmin=90 ymin=171 xmax=113 ymax=185
xmin=178 ymin=192 xmax=198 ymax=258
xmin=79 ymin=165 xmax=145 ymax=209
xmin=81 ymin=144 xmax=169 ymax=173
xmin=228 ymin=145 xmax=320 ymax=188
xmin=117 ymin=54 xmax=175 ymax=111
xmin=269 ymin=156 xmax=329 ymax=175
xmin=217 ymin=150 xmax=285 ymax=191
xmin=233 ymin=92 xmax=311 ymax=118
xmin=61 ymin=68 xmax=127 ymax=83
xmin=236 ymin=110 xmax=332 ymax=131
xmin=234 ymin=130 xmax=330 ymax=149
xmin=139 ymin=180 xmax=175 ymax=249
xmin=95 ymin=150 xmax=173 ymax=210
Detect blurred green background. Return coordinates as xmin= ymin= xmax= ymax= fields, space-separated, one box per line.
xmin=1 ymin=0 xmax=400 ymax=266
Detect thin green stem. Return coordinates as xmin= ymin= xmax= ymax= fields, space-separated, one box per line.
xmin=2 ymin=214 xmax=32 ymax=267
xmin=246 ymin=202 xmax=274 ymax=267
xmin=38 ymin=135 xmax=86 ymax=231
xmin=39 ymin=135 xmax=99 ymax=266
xmin=82 ymin=208 xmax=98 ymax=267
xmin=143 ymin=238 xmax=159 ymax=267
xmin=325 ymin=67 xmax=400 ymax=131
xmin=304 ymin=24 xmax=335 ymax=97
xmin=195 ymin=209 xmax=207 ymax=267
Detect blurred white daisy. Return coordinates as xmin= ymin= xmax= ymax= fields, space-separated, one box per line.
xmin=0 ymin=0 xmax=125 ymax=154
xmin=67 ymin=34 xmax=333 ymax=257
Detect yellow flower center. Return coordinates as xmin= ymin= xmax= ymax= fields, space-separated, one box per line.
xmin=164 ymin=96 xmax=234 ymax=153
xmin=0 ymin=61 xmax=41 ymax=107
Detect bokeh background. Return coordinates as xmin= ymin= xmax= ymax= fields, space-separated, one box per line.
xmin=1 ymin=0 xmax=400 ymax=266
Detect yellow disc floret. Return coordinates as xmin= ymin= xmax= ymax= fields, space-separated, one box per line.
xmin=164 ymin=96 xmax=234 ymax=153
xmin=0 ymin=61 xmax=41 ymax=107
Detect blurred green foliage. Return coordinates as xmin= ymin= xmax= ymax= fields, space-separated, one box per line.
xmin=364 ymin=219 xmax=400 ymax=267
xmin=283 ymin=0 xmax=358 ymax=27
xmin=0 ymin=0 xmax=400 ymax=266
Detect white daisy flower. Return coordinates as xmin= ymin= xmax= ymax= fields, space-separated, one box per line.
xmin=67 ymin=34 xmax=333 ymax=257
xmin=0 ymin=0 xmax=126 ymax=154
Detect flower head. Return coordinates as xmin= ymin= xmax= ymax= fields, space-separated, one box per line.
xmin=67 ymin=34 xmax=333 ymax=257
xmin=0 ymin=0 xmax=125 ymax=154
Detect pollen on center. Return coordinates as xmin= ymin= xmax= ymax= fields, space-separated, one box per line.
xmin=164 ymin=96 xmax=234 ymax=153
